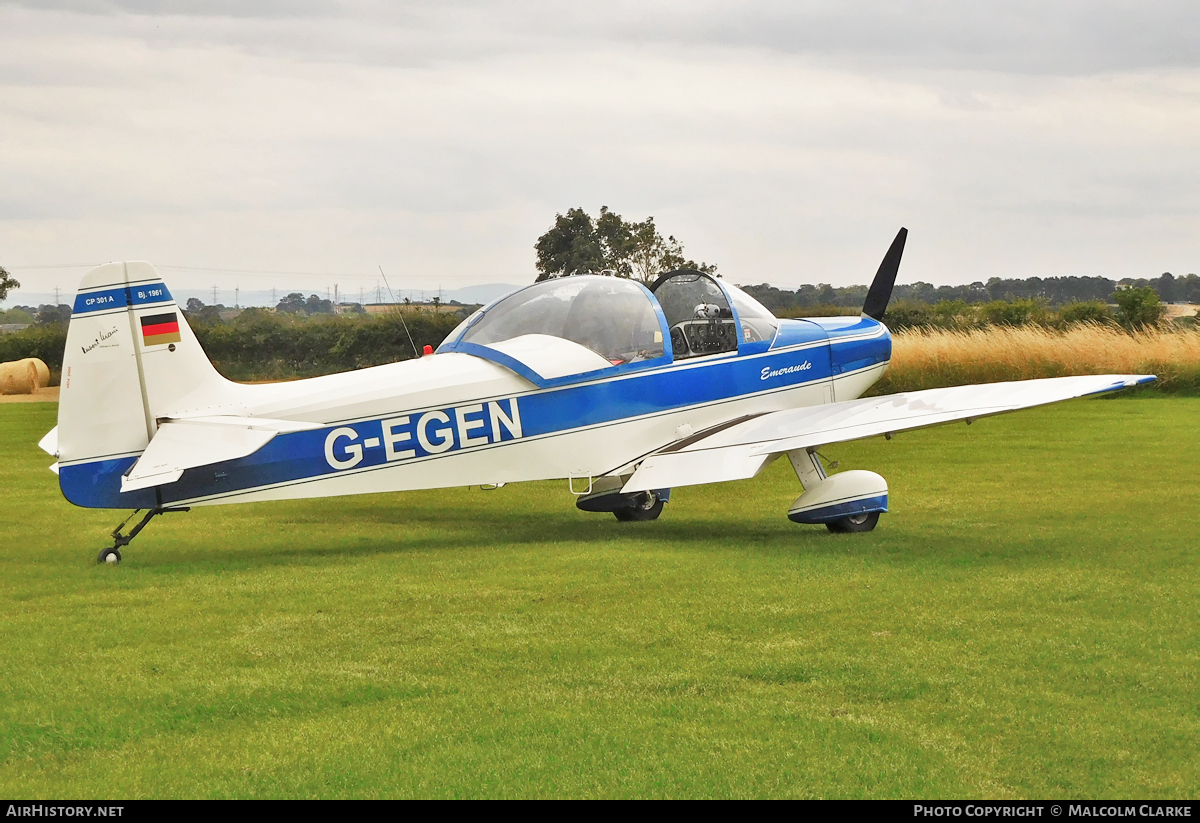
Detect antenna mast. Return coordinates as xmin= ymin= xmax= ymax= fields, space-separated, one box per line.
xmin=379 ymin=265 xmax=418 ymax=358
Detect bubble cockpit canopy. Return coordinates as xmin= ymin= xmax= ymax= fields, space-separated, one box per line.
xmin=446 ymin=275 xmax=667 ymax=365
xmin=439 ymin=272 xmax=780 ymax=385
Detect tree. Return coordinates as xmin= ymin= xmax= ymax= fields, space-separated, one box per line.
xmin=35 ymin=304 xmax=71 ymax=326
xmin=1153 ymin=272 xmax=1177 ymax=303
xmin=0 ymin=265 xmax=19 ymax=302
xmin=305 ymin=294 xmax=334 ymax=314
xmin=184 ymin=297 xmax=226 ymax=323
xmin=623 ymin=216 xmax=718 ymax=283
xmin=534 ymin=206 xmax=717 ymax=283
xmin=595 ymin=207 xmax=634 ymax=278
xmin=1112 ymin=286 xmax=1165 ymax=329
xmin=1059 ymin=301 xmax=1113 ymax=326
xmin=980 ymin=298 xmax=1048 ymax=327
xmin=276 ymin=293 xmax=308 ymax=314
xmin=534 ymin=208 xmax=608 ymax=281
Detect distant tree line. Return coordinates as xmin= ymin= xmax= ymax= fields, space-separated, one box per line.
xmin=0 ymin=304 xmax=72 ymax=326
xmin=182 ymin=293 xmax=360 ymax=320
xmin=741 ymin=272 xmax=1200 ymax=314
xmin=879 ymin=287 xmax=1171 ymax=332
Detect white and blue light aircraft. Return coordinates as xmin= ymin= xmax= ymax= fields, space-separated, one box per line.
xmin=38 ymin=229 xmax=1154 ymax=563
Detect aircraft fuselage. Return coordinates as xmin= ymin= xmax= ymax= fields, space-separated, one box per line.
xmin=58 ymin=317 xmax=891 ymax=509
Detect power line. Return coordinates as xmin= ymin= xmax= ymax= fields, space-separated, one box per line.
xmin=7 ymin=263 xmax=101 ymax=270
xmin=161 ymin=264 xmax=375 ymax=278
xmin=153 ymin=265 xmax=496 ymax=283
xmin=8 ymin=261 xmax=525 ymax=286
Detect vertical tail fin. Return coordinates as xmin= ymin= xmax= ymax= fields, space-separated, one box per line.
xmin=57 ymin=262 xmax=231 ymax=503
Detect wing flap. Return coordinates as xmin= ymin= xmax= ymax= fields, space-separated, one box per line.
xmin=624 ymin=449 xmax=777 ymax=493
xmin=622 ymin=374 xmax=1154 ymax=493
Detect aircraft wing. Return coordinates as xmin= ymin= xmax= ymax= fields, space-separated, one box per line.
xmin=120 ymin=416 xmax=321 ymax=493
xmin=622 ymin=374 xmax=1155 ymax=493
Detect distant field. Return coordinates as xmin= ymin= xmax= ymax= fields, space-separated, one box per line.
xmin=1 ymin=398 xmax=1196 ymax=799
xmin=875 ymin=325 xmax=1200 ymax=394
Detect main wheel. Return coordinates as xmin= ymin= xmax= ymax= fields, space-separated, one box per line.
xmin=826 ymin=511 xmax=879 ymax=534
xmin=97 ymin=547 xmax=122 ymax=564
xmin=614 ymin=491 xmax=664 ymax=522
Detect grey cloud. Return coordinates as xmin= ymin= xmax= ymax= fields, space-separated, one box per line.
xmin=6 ymin=1 xmax=1200 ymax=74
xmin=1 ymin=2 xmax=1197 ymax=291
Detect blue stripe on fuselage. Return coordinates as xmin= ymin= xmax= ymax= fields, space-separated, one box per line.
xmin=59 ymin=326 xmax=891 ymax=508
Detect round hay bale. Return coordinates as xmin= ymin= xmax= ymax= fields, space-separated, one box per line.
xmin=0 ymin=360 xmax=36 ymax=395
xmin=21 ymin=358 xmax=50 ymax=388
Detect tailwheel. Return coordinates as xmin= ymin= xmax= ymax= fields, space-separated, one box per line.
xmin=826 ymin=511 xmax=880 ymax=534
xmin=95 ymin=505 xmax=191 ymax=564
xmin=614 ymin=491 xmax=664 ymax=522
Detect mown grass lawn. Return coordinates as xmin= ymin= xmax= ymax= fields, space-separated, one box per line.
xmin=0 ymin=397 xmax=1195 ymax=798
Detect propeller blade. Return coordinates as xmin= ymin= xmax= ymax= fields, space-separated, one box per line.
xmin=861 ymin=227 xmax=908 ymax=321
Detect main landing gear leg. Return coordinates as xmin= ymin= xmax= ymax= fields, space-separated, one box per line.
xmin=97 ymin=505 xmax=190 ymax=565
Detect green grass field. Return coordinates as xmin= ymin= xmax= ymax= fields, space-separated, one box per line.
xmin=1 ymin=398 xmax=1196 ymax=798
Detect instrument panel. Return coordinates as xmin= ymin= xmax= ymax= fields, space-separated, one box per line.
xmin=671 ymin=319 xmax=739 ymax=357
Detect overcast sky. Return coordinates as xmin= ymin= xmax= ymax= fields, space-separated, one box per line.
xmin=2 ymin=1 xmax=1198 ymax=302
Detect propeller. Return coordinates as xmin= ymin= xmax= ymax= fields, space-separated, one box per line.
xmin=861 ymin=227 xmax=908 ymax=321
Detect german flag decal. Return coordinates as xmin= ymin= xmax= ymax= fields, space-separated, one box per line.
xmin=140 ymin=312 xmax=181 ymax=347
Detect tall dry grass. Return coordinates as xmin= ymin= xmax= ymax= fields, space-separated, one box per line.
xmin=873 ymin=324 xmax=1200 ymax=394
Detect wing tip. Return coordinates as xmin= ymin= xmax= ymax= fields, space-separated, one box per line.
xmin=1081 ymin=374 xmax=1156 ymax=396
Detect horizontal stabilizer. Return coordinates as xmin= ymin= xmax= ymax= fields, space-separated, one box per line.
xmin=38 ymin=426 xmax=58 ymax=457
xmin=623 ymin=374 xmax=1155 ymax=493
xmin=161 ymin=415 xmax=322 ymax=433
xmin=119 ymin=416 xmax=316 ymax=493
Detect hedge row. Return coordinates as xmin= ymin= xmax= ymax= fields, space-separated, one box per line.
xmin=0 ymin=325 xmax=68 ymax=372
xmin=0 ymin=309 xmax=465 ymax=383
xmin=189 ymin=309 xmax=464 ymax=380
